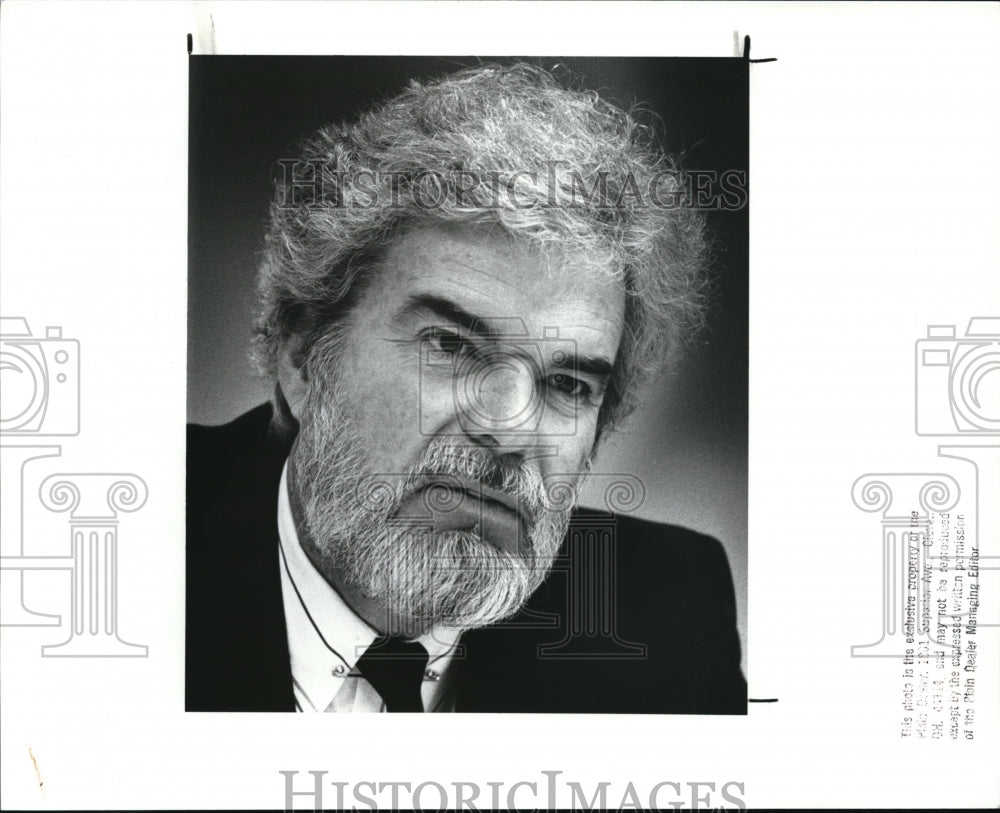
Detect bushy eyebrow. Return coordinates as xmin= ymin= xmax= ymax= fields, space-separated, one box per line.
xmin=563 ymin=353 xmax=614 ymax=382
xmin=397 ymin=292 xmax=615 ymax=383
xmin=396 ymin=294 xmax=500 ymax=340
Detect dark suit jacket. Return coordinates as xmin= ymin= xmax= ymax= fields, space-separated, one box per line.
xmin=187 ymin=404 xmax=746 ymax=713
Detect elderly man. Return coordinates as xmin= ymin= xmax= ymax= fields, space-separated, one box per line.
xmin=186 ymin=63 xmax=746 ymax=713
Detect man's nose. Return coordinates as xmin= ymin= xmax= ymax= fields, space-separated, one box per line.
xmin=458 ymin=356 xmax=542 ymax=451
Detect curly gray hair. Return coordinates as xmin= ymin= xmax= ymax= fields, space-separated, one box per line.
xmin=253 ymin=63 xmax=709 ymax=442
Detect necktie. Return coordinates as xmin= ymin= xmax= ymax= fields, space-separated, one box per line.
xmin=356 ymin=637 xmax=429 ymax=712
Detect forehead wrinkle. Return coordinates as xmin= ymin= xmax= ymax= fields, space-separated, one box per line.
xmin=400 ymin=259 xmax=520 ymax=289
xmin=395 ymin=276 xmax=624 ymax=345
xmin=563 ymin=319 xmax=623 ymax=338
xmin=395 ymin=225 xmax=612 ymax=298
xmin=397 ymin=270 xmax=523 ymax=313
xmin=405 ymin=234 xmax=538 ymax=289
xmin=384 ymin=226 xmax=624 ymax=340
xmin=441 ymin=259 xmax=525 ymax=296
xmin=443 ymin=270 xmax=520 ymax=299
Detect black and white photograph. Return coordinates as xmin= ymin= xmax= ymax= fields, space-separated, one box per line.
xmin=2 ymin=3 xmax=998 ymax=810
xmin=187 ymin=56 xmax=749 ymax=714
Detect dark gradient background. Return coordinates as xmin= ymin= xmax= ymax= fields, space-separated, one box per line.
xmin=188 ymin=56 xmax=748 ymax=665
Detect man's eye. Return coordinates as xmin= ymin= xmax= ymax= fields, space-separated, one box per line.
xmin=425 ymin=328 xmax=470 ymax=356
xmin=548 ymin=372 xmax=590 ymax=399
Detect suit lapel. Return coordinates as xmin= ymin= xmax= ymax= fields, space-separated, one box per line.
xmin=188 ymin=406 xmax=296 ymax=711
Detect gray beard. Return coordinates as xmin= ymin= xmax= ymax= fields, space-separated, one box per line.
xmin=288 ymin=372 xmax=578 ymax=632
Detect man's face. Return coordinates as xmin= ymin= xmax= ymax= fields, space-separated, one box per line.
xmin=288 ymin=223 xmax=625 ymax=631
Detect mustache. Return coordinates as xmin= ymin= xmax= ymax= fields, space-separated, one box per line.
xmin=339 ymin=441 xmax=564 ymax=524
xmin=404 ymin=442 xmax=553 ymax=517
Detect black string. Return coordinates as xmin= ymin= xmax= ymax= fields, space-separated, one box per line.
xmin=278 ymin=539 xmax=351 ymax=667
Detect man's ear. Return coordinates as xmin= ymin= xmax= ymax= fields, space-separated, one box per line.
xmin=277 ymin=338 xmax=309 ymax=421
